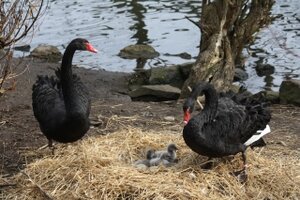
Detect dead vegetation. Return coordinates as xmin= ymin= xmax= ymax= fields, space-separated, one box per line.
xmin=1 ymin=113 xmax=299 ymax=200
xmin=0 ymin=0 xmax=48 ymax=95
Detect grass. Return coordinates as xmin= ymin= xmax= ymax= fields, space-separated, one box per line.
xmin=2 ymin=119 xmax=300 ymax=200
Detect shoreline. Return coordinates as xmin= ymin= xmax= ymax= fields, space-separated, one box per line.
xmin=0 ymin=57 xmax=131 ymax=110
xmin=0 ymin=57 xmax=299 ymax=176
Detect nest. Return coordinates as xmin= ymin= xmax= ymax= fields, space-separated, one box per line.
xmin=3 ymin=126 xmax=300 ymax=200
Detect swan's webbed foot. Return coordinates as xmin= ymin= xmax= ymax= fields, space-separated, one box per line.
xmin=231 ymin=169 xmax=248 ymax=183
xmin=200 ymin=157 xmax=214 ymax=170
xmin=231 ymin=152 xmax=248 ymax=183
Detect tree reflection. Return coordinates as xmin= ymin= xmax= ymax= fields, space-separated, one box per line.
xmin=112 ymin=0 xmax=149 ymax=69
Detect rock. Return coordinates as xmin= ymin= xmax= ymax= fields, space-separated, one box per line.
xmin=118 ymin=44 xmax=159 ymax=59
xmin=129 ymin=84 xmax=181 ymax=101
xmin=30 ymin=44 xmax=62 ymax=62
xmin=265 ymin=91 xmax=279 ymax=104
xmin=128 ymin=62 xmax=194 ymax=91
xmin=164 ymin=52 xmax=192 ymax=59
xmin=230 ymin=84 xmax=241 ymax=93
xmin=249 ymin=90 xmax=279 ymax=104
xmin=177 ymin=62 xmax=194 ymax=79
xmin=255 ymin=63 xmax=275 ymax=77
xmin=13 ymin=45 xmax=31 ymax=52
xmin=149 ymin=66 xmax=184 ymax=88
xmin=128 ymin=70 xmax=151 ymax=91
xmin=279 ymin=79 xmax=300 ymax=106
xmin=234 ymin=68 xmax=248 ymax=81
xmin=164 ymin=116 xmax=175 ymax=121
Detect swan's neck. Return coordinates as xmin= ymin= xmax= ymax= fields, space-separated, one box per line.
xmin=60 ymin=45 xmax=78 ymax=114
xmin=195 ymin=84 xmax=218 ymax=122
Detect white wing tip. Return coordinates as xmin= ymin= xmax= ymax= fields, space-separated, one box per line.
xmin=244 ymin=124 xmax=271 ymax=146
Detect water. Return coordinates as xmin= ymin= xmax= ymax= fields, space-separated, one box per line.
xmin=15 ymin=0 xmax=300 ymax=92
xmin=245 ymin=0 xmax=300 ymax=92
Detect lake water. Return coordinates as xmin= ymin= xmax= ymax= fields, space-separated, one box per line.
xmin=16 ymin=0 xmax=300 ymax=93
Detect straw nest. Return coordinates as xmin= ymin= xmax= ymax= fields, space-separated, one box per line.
xmin=3 ymin=126 xmax=300 ymax=200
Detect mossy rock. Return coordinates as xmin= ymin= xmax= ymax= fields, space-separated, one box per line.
xmin=128 ymin=70 xmax=151 ymax=91
xmin=129 ymin=84 xmax=181 ymax=101
xmin=30 ymin=44 xmax=62 ymax=62
xmin=279 ymin=79 xmax=300 ymax=106
xmin=149 ymin=65 xmax=184 ymax=88
xmin=119 ymin=44 xmax=159 ymax=59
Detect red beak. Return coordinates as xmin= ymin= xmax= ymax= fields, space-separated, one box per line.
xmin=183 ymin=110 xmax=191 ymax=125
xmin=86 ymin=43 xmax=98 ymax=53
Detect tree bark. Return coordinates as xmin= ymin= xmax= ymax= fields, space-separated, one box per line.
xmin=180 ymin=0 xmax=274 ymax=98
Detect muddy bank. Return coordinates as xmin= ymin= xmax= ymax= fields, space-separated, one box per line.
xmin=0 ymin=57 xmax=299 ymax=177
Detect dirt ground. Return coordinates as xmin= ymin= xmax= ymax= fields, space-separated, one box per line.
xmin=0 ymin=57 xmax=299 ymax=178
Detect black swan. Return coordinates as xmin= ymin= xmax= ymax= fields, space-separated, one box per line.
xmin=32 ymin=38 xmax=97 ymax=150
xmin=182 ymin=82 xmax=271 ymax=180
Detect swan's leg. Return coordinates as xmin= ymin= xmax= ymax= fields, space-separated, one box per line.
xmin=231 ymin=152 xmax=248 ymax=183
xmin=242 ymin=151 xmax=248 ymax=171
xmin=48 ymin=139 xmax=55 ymax=155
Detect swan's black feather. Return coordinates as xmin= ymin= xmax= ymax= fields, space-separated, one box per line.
xmin=32 ymin=38 xmax=94 ymax=144
xmin=183 ymin=82 xmax=271 ymax=158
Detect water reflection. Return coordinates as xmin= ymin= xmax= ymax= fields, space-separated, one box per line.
xmin=14 ymin=0 xmax=300 ymax=92
xmin=128 ymin=0 xmax=149 ymax=69
xmin=128 ymin=0 xmax=149 ymax=44
xmin=245 ymin=0 xmax=300 ymax=92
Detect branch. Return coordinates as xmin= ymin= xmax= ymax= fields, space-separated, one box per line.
xmin=4 ymin=0 xmax=47 ymax=47
xmin=185 ymin=16 xmax=202 ymax=30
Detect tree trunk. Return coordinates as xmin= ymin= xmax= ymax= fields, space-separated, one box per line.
xmin=180 ymin=0 xmax=274 ymax=98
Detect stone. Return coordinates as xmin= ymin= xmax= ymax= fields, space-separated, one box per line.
xmin=129 ymin=84 xmax=181 ymax=101
xmin=118 ymin=44 xmax=159 ymax=59
xmin=265 ymin=91 xmax=279 ymax=104
xmin=164 ymin=116 xmax=175 ymax=121
xmin=128 ymin=70 xmax=151 ymax=91
xmin=255 ymin=63 xmax=275 ymax=77
xmin=234 ymin=68 xmax=248 ymax=81
xmin=13 ymin=45 xmax=31 ymax=52
xmin=177 ymin=62 xmax=194 ymax=79
xmin=230 ymin=84 xmax=241 ymax=93
xmin=30 ymin=44 xmax=62 ymax=62
xmin=149 ymin=65 xmax=183 ymax=88
xmin=164 ymin=52 xmax=192 ymax=59
xmin=279 ymin=79 xmax=300 ymax=106
xmin=128 ymin=62 xmax=194 ymax=91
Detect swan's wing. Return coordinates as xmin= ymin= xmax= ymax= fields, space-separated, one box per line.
xmin=214 ymin=96 xmax=271 ymax=145
xmin=244 ymin=125 xmax=271 ymax=146
xmin=32 ymin=75 xmax=64 ymax=125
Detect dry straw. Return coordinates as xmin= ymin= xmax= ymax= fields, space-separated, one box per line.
xmin=3 ymin=125 xmax=300 ymax=200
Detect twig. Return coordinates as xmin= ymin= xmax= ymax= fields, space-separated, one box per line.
xmin=4 ymin=64 xmax=29 ymax=80
xmin=0 ymin=121 xmax=6 ymax=126
xmin=21 ymin=171 xmax=53 ymax=200
xmin=0 ymin=183 xmax=17 ymax=188
xmin=187 ymin=86 xmax=204 ymax=109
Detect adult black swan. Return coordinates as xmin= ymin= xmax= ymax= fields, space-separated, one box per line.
xmin=182 ymin=81 xmax=271 ymax=181
xmin=32 ymin=38 xmax=97 ymax=150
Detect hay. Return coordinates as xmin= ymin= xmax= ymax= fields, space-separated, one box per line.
xmin=3 ymin=127 xmax=300 ymax=200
